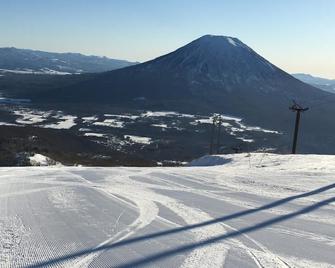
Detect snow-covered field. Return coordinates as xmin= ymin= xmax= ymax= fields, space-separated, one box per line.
xmin=1 ymin=153 xmax=334 ymax=267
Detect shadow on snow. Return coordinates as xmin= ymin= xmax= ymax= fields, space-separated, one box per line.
xmin=26 ymin=182 xmax=335 ymax=267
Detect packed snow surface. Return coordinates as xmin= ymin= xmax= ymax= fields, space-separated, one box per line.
xmin=1 ymin=153 xmax=335 ymax=267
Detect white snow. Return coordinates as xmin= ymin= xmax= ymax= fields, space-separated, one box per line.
xmin=104 ymin=114 xmax=140 ymax=120
xmin=13 ymin=110 xmax=50 ymax=124
xmin=11 ymin=109 xmax=79 ymax=130
xmin=142 ymin=111 xmax=180 ymax=117
xmin=152 ymin=123 xmax=168 ymax=128
xmin=93 ymin=119 xmax=124 ymax=128
xmin=236 ymin=137 xmax=254 ymax=143
xmin=79 ymin=128 xmax=91 ymax=132
xmin=193 ymin=114 xmax=280 ymax=136
xmin=43 ymin=115 xmax=77 ymax=129
xmin=124 ymin=135 xmax=152 ymax=144
xmin=40 ymin=68 xmax=72 ymax=75
xmin=0 ymin=68 xmax=71 ymax=75
xmin=0 ymin=122 xmax=20 ymax=126
xmin=196 ymin=119 xmax=232 ymax=127
xmin=0 ymin=153 xmax=335 ymax=267
xmin=236 ymin=122 xmax=281 ymax=134
xmin=84 ymin=132 xmax=106 ymax=138
xmin=142 ymin=111 xmax=195 ymax=118
xmin=227 ymin=37 xmax=237 ymax=47
xmin=29 ymin=153 xmax=60 ymax=166
xmin=82 ymin=116 xmax=98 ymax=123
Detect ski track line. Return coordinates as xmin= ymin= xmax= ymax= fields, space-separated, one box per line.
xmin=63 ymin=171 xmax=160 ymax=268
xmin=0 ymin=185 xmax=61 ymax=199
xmin=169 ymin=172 xmax=335 ymax=267
xmin=110 ymin=171 xmax=232 ymax=268
xmin=3 ymin=168 xmax=333 ymax=267
xmin=66 ymin=170 xmax=230 ymax=268
xmin=147 ymin=172 xmax=291 ymax=268
xmin=156 ymin=171 xmax=335 ymax=225
xmin=267 ymin=226 xmax=335 ymax=247
xmin=3 ymin=170 xmax=278 ymax=268
xmin=84 ymin=170 xmax=290 ymax=268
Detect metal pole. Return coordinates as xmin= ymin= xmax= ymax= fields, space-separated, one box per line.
xmin=216 ymin=117 xmax=222 ymax=154
xmin=209 ymin=119 xmax=216 ymax=155
xmin=290 ymin=101 xmax=309 ymax=154
xmin=292 ymin=110 xmax=301 ymax=154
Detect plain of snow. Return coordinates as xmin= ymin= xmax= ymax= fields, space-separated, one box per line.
xmin=0 ymin=153 xmax=334 ymax=267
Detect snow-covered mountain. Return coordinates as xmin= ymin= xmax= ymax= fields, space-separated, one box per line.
xmin=292 ymin=73 xmax=335 ymax=93
xmin=141 ymin=35 xmax=286 ymax=89
xmin=47 ymin=35 xmax=326 ymax=105
xmin=0 ymin=47 xmax=138 ymax=75
xmin=1 ymin=153 xmax=335 ymax=267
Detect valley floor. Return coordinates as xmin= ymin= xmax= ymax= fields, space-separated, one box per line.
xmin=1 ymin=153 xmax=335 ymax=267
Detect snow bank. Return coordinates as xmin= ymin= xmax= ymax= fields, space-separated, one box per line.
xmin=29 ymin=154 xmax=60 ymax=166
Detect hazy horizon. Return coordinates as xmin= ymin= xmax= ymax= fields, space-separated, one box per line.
xmin=1 ymin=0 xmax=334 ymax=78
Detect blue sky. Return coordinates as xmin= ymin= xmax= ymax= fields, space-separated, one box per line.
xmin=0 ymin=0 xmax=334 ymax=78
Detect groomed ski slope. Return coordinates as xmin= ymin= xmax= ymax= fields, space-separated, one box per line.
xmin=1 ymin=153 xmax=335 ymax=267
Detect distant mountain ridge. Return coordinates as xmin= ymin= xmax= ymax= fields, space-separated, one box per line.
xmin=292 ymin=73 xmax=335 ymax=93
xmin=0 ymin=47 xmax=138 ymax=74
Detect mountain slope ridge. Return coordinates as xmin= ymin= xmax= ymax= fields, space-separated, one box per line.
xmin=0 ymin=47 xmax=138 ymax=74
xmin=292 ymin=73 xmax=335 ymax=93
